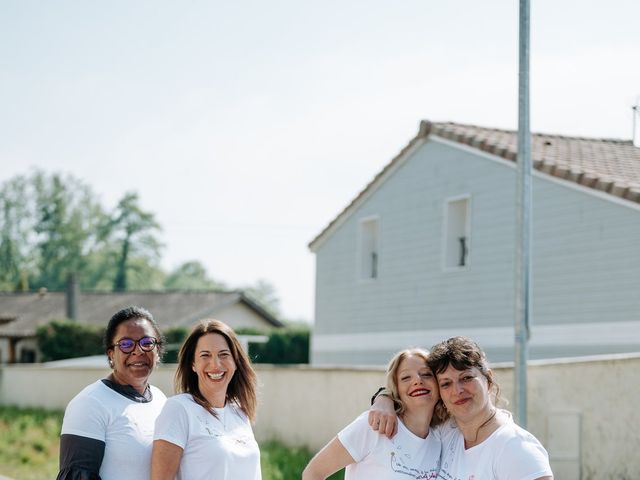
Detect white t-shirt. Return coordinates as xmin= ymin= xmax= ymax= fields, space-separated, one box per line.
xmin=154 ymin=393 xmax=261 ymax=480
xmin=338 ymin=411 xmax=441 ymax=480
xmin=60 ymin=380 xmax=167 ymax=480
xmin=437 ymin=414 xmax=553 ymax=480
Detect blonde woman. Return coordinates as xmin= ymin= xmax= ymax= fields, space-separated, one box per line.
xmin=303 ymin=348 xmax=442 ymax=480
xmin=370 ymin=337 xmax=553 ymax=480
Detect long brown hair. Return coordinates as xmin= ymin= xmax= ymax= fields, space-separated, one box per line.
xmin=175 ymin=319 xmax=258 ymax=422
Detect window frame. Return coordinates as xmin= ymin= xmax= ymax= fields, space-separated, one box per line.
xmin=357 ymin=215 xmax=380 ymax=282
xmin=442 ymin=194 xmax=471 ymax=272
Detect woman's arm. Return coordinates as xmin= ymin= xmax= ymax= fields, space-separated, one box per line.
xmin=56 ymin=434 xmax=105 ymax=480
xmin=302 ymin=437 xmax=355 ymax=480
xmin=151 ymin=439 xmax=183 ymax=480
xmin=368 ymin=393 xmax=398 ymax=438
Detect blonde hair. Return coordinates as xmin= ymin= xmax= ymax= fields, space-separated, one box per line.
xmin=385 ymin=348 xmax=446 ymax=426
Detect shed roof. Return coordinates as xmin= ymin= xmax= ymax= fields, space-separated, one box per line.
xmin=0 ymin=290 xmax=283 ymax=337
xmin=309 ymin=120 xmax=640 ymax=250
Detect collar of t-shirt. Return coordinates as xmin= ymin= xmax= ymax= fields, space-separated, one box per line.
xmin=101 ymin=378 xmax=153 ymax=403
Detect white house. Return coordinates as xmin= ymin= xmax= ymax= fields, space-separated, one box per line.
xmin=308 ymin=120 xmax=640 ymax=365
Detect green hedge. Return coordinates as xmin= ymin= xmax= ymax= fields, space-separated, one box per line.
xmin=36 ymin=321 xmax=309 ymax=364
xmin=36 ymin=320 xmax=104 ymax=361
xmin=245 ymin=327 xmax=309 ymax=364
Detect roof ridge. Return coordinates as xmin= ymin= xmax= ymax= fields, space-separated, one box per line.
xmin=430 ymin=120 xmax=633 ymax=144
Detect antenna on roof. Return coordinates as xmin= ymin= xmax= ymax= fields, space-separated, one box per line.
xmin=633 ymin=99 xmax=640 ymax=147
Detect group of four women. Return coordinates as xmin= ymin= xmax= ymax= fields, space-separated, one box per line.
xmin=56 ymin=305 xmax=553 ymax=479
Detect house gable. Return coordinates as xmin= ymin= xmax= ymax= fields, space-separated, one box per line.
xmin=310 ymin=122 xmax=640 ymax=365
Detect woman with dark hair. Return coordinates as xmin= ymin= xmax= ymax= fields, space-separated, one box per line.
xmin=370 ymin=337 xmax=553 ymax=480
xmin=151 ymin=319 xmax=260 ymax=480
xmin=57 ymin=306 xmax=167 ymax=480
xmin=303 ymin=348 xmax=442 ymax=480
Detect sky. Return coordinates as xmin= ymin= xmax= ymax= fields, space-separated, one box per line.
xmin=1 ymin=1 xmax=639 ymax=323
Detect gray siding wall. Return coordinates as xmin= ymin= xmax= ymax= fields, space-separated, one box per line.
xmin=312 ymin=138 xmax=640 ymax=364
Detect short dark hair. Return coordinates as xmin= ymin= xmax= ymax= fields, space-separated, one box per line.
xmin=428 ymin=336 xmax=502 ymax=406
xmin=104 ymin=306 xmax=165 ymax=358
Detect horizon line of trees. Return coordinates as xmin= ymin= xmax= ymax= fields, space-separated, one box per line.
xmin=0 ymin=170 xmax=283 ymax=318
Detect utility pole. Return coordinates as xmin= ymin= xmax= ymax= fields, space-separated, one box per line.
xmin=515 ymin=0 xmax=531 ymax=428
xmin=633 ymin=102 xmax=640 ymax=147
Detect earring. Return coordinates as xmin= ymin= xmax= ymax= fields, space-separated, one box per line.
xmin=109 ymin=358 xmax=114 ymax=368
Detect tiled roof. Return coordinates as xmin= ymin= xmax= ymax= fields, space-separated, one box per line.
xmin=0 ymin=290 xmax=282 ymax=337
xmin=426 ymin=121 xmax=640 ymax=202
xmin=309 ymin=120 xmax=640 ymax=249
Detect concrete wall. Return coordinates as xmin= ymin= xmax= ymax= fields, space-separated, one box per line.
xmin=1 ymin=353 xmax=638 ymax=480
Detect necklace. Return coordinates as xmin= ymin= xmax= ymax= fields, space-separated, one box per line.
xmin=470 ymin=408 xmax=497 ymax=444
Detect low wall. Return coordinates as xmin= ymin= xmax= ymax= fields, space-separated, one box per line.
xmin=2 ymin=353 xmax=639 ymax=480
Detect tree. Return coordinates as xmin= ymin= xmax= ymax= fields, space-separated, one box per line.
xmin=0 ymin=176 xmax=32 ymax=290
xmin=164 ymin=260 xmax=227 ymax=290
xmin=32 ymin=172 xmax=106 ymax=290
xmin=0 ymin=171 xmax=108 ymax=291
xmin=243 ymin=278 xmax=281 ymax=317
xmin=104 ymin=192 xmax=163 ymax=291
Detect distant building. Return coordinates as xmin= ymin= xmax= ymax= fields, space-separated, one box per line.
xmin=0 ymin=289 xmax=282 ymax=363
xmin=309 ymin=120 xmax=640 ymax=365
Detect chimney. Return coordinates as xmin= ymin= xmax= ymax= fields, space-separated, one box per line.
xmin=66 ymin=273 xmax=79 ymax=320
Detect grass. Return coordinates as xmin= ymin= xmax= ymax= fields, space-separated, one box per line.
xmin=0 ymin=406 xmax=63 ymax=480
xmin=0 ymin=405 xmax=344 ymax=480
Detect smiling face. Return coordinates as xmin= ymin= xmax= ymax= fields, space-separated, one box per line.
xmin=107 ymin=317 xmax=159 ymax=393
xmin=436 ymin=364 xmax=493 ymax=424
xmin=192 ymin=333 xmax=237 ymax=407
xmin=395 ymin=354 xmax=440 ymax=416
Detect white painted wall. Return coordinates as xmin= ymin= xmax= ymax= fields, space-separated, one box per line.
xmin=312 ymin=136 xmax=640 ymax=364
xmin=2 ymin=354 xmax=639 ymax=479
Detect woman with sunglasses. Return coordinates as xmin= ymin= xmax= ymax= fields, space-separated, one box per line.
xmin=56 ymin=306 xmax=167 ymax=480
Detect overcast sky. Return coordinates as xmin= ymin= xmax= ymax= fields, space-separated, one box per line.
xmin=2 ymin=1 xmax=639 ymax=322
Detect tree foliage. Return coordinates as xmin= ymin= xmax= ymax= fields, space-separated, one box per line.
xmin=36 ymin=320 xmax=105 ymax=361
xmin=1 ymin=171 xmax=290 ymax=332
xmin=105 ymin=192 xmax=163 ymax=291
xmin=164 ymin=261 xmax=226 ymax=291
xmin=0 ymin=175 xmax=31 ymax=290
xmin=0 ymin=172 xmax=164 ymax=292
xmin=243 ymin=278 xmax=281 ymax=317
xmin=32 ymin=172 xmax=106 ymax=290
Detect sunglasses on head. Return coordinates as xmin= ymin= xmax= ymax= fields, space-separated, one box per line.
xmin=112 ymin=336 xmax=159 ymax=353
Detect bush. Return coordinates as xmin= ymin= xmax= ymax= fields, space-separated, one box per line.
xmin=239 ymin=326 xmax=310 ymax=364
xmin=162 ymin=326 xmax=188 ymax=363
xmin=261 ymin=440 xmax=343 ymax=479
xmin=36 ymin=319 xmax=104 ymax=361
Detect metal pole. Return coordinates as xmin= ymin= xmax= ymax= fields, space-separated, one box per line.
xmin=515 ymin=0 xmax=531 ymax=428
